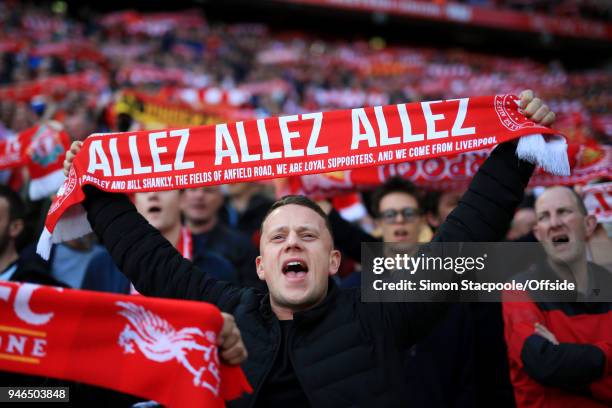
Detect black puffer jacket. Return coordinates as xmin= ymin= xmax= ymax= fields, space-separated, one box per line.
xmin=83 ymin=142 xmax=533 ymax=407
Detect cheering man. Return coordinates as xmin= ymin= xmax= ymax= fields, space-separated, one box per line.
xmin=65 ymin=91 xmax=555 ymax=407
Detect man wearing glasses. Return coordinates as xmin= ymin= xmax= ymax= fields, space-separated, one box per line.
xmin=371 ymin=178 xmax=425 ymax=244
xmin=322 ymin=177 xmax=426 ymax=264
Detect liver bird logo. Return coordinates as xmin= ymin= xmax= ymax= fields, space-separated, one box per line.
xmin=116 ymin=301 xmax=221 ymax=396
xmin=27 ymin=123 xmax=64 ymax=167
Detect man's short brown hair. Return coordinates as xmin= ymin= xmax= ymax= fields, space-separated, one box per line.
xmin=261 ymin=195 xmax=334 ymax=241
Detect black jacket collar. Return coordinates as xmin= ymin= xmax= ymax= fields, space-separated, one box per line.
xmin=259 ymin=278 xmax=340 ymax=323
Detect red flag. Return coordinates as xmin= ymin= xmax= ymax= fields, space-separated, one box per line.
xmin=0 ymin=282 xmax=252 ymax=407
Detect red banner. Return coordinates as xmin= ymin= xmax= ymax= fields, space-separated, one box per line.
xmin=37 ymin=94 xmax=566 ymax=257
xmin=0 ymin=282 xmax=251 ymax=407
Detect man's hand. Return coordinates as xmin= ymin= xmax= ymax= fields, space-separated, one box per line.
xmin=218 ymin=313 xmax=248 ymax=365
xmin=534 ymin=322 xmax=559 ymax=345
xmin=519 ymin=90 xmax=556 ymax=126
xmin=63 ymin=141 xmax=83 ymax=176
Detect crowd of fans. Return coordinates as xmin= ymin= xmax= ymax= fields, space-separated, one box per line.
xmin=1 ymin=3 xmax=611 ymax=139
xmin=0 ymin=1 xmax=611 ymax=407
xmin=0 ymin=1 xmax=608 ymax=241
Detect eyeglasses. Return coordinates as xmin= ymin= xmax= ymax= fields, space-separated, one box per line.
xmin=379 ymin=207 xmax=421 ymax=224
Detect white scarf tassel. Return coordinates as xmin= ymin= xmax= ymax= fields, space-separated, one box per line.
xmin=516 ymin=134 xmax=570 ymax=176
xmin=36 ymin=204 xmax=92 ymax=259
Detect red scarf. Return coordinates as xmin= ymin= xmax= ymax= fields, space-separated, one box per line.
xmin=0 ymin=282 xmax=252 ymax=406
xmin=177 ymin=225 xmax=193 ymax=260
xmin=37 ymin=94 xmax=567 ymax=259
xmin=583 ymin=182 xmax=612 ymax=223
xmin=0 ymin=122 xmax=71 ymax=200
xmin=0 ymin=72 xmax=103 ymax=102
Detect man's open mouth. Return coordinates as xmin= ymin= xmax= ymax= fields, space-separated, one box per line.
xmin=394 ymin=229 xmax=408 ymax=238
xmin=148 ymin=206 xmax=162 ymax=214
xmin=551 ymin=234 xmax=570 ymax=247
xmin=282 ymin=260 xmax=309 ymax=281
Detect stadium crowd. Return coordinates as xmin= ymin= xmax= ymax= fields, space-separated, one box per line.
xmin=0 ymin=1 xmax=610 ymax=407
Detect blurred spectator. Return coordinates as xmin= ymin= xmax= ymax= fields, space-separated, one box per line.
xmin=324 ymin=177 xmax=428 ymax=264
xmin=134 ymin=190 xmax=237 ymax=282
xmin=589 ymin=223 xmax=612 ymax=272
xmin=81 ymin=248 xmax=130 ymax=294
xmin=180 ymin=186 xmax=261 ymax=288
xmin=0 ymin=185 xmax=64 ymax=285
xmin=506 ymin=207 xmax=537 ymax=241
xmin=223 ymin=182 xmax=275 ymax=247
xmin=0 ymin=185 xmax=27 ymax=281
xmin=424 ymin=190 xmax=464 ymax=232
xmin=82 ymin=190 xmax=239 ymax=293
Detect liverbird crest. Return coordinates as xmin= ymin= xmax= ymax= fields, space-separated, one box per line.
xmin=116 ymin=301 xmax=221 ymax=396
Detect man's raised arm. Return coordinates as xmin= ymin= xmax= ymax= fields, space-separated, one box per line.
xmin=433 ymin=140 xmax=534 ymax=243
xmin=434 ymin=90 xmax=553 ymax=243
xmin=375 ymin=91 xmax=557 ymax=346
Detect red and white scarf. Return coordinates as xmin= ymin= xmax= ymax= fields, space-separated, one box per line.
xmin=0 ymin=71 xmax=105 ymax=102
xmin=583 ymin=182 xmax=612 ymax=223
xmin=37 ymin=95 xmax=568 ymax=259
xmin=0 ymin=281 xmax=252 ymax=407
xmin=0 ymin=122 xmax=71 ymax=200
